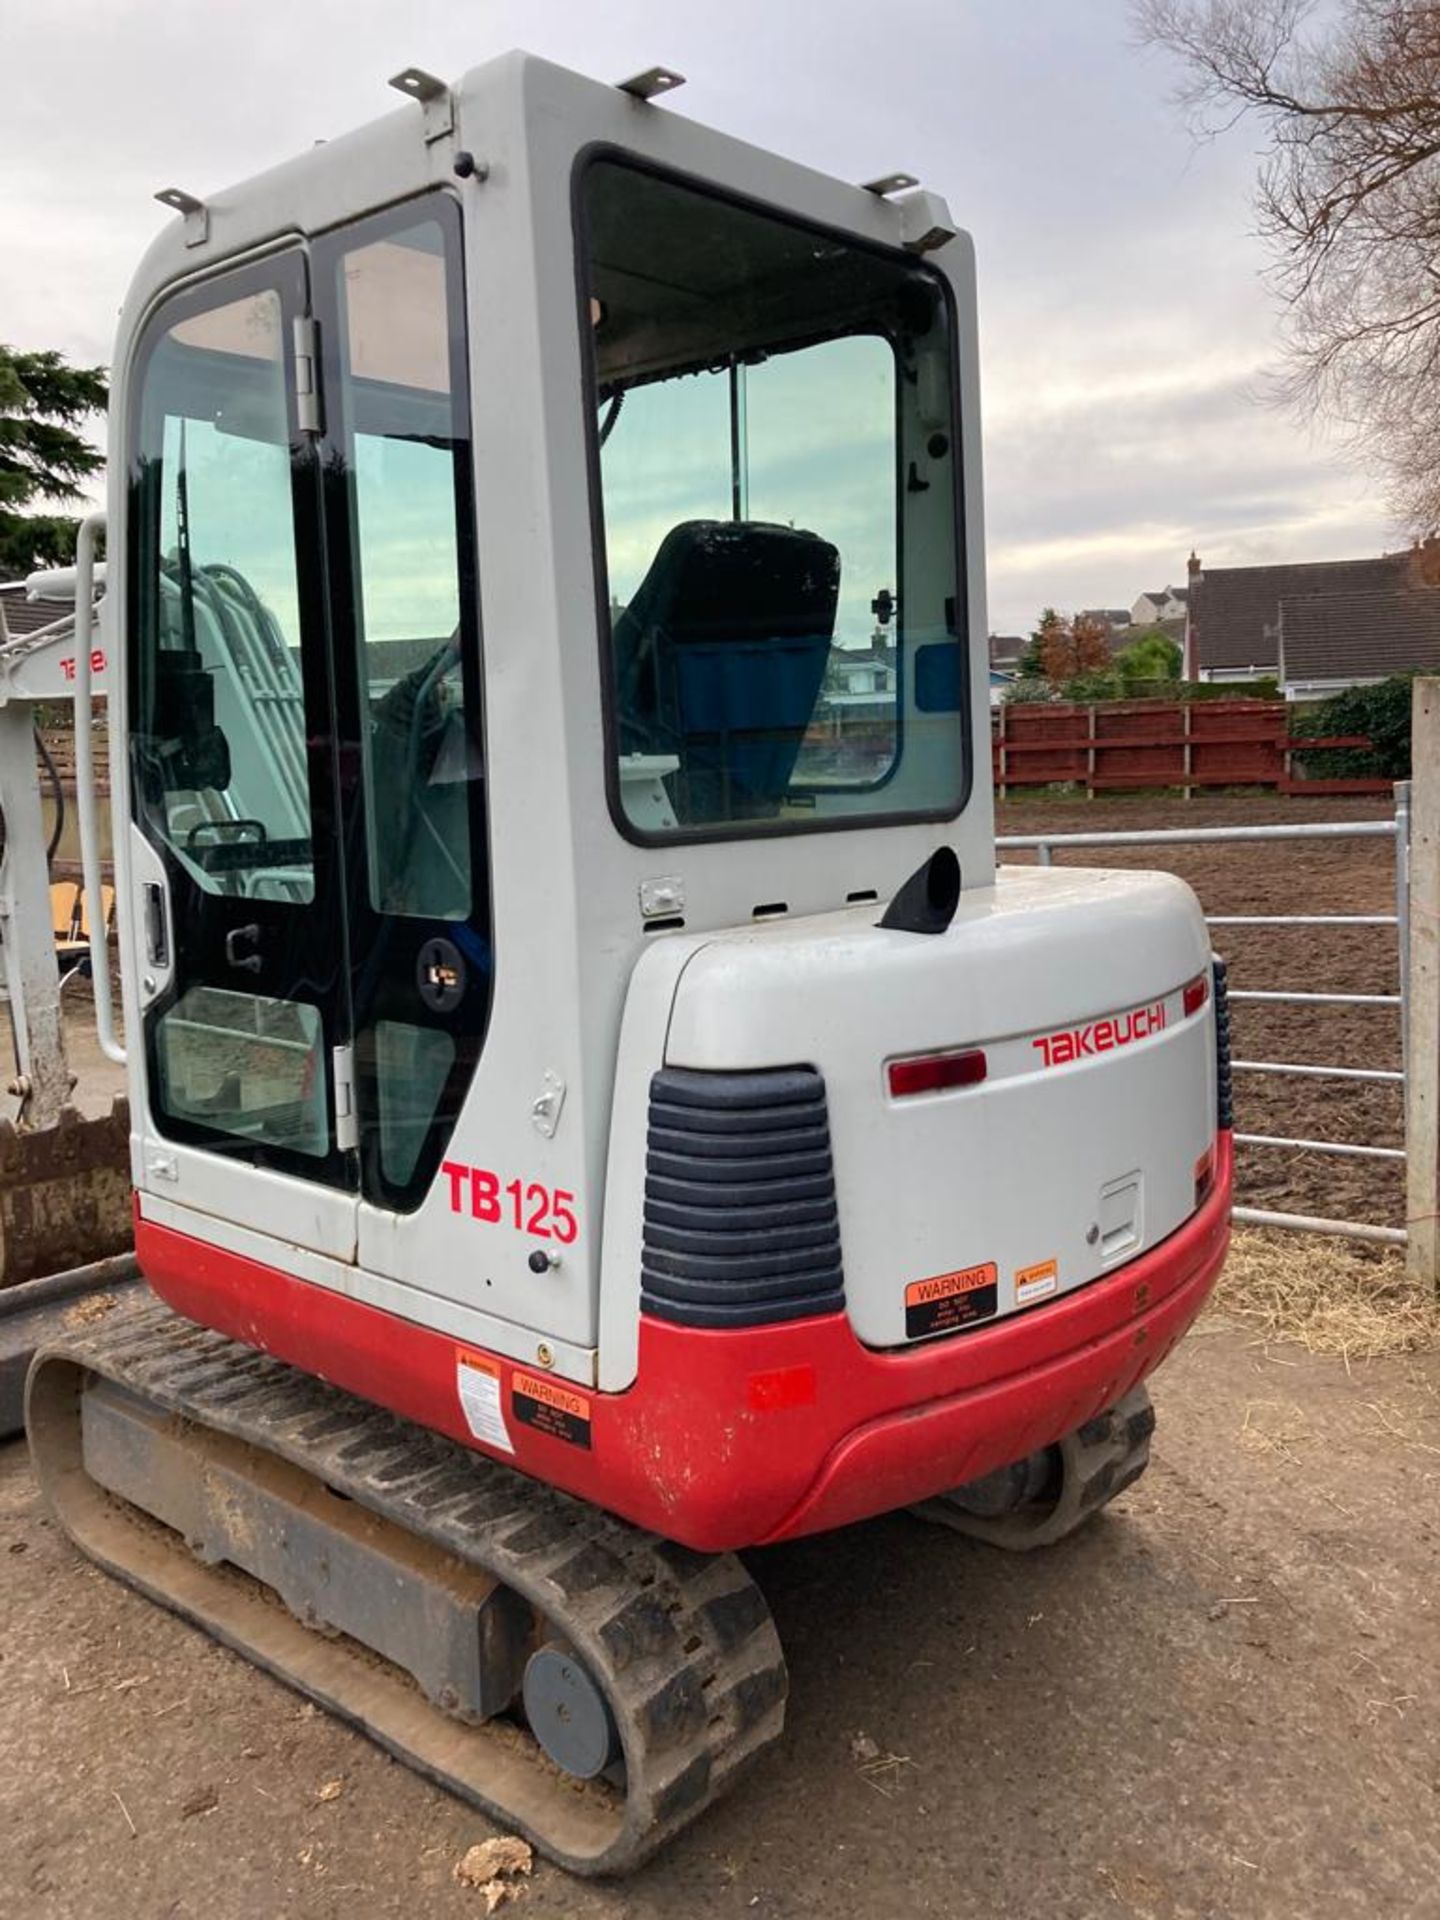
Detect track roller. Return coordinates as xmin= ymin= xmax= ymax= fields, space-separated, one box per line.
xmin=910 ymin=1384 xmax=1155 ymax=1551
xmin=25 ymin=1296 xmax=786 ymax=1875
xmin=524 ymin=1645 xmax=624 ymax=1780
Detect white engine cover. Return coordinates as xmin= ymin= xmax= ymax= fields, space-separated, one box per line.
xmin=661 ymin=865 xmax=1217 ymax=1348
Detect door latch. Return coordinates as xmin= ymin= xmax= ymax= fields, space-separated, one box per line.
xmin=224 ymin=923 xmax=263 ymax=973
xmin=142 ymin=883 xmax=169 ymax=967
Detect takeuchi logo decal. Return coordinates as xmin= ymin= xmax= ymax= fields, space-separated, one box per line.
xmin=1032 ymin=999 xmax=1167 ymax=1068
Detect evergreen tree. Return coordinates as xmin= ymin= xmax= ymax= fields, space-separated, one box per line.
xmin=0 ymin=347 xmax=108 ymax=578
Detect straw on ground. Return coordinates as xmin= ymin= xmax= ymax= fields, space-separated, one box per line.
xmin=1209 ymin=1228 xmax=1439 ymax=1362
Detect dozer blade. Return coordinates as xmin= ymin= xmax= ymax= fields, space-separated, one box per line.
xmin=0 ymin=1099 xmax=131 ymax=1288
xmin=0 ymin=1252 xmax=139 ymax=1435
xmin=25 ymin=1295 xmax=786 ymax=1876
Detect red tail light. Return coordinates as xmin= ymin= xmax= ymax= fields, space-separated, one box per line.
xmin=1193 ymin=1145 xmax=1215 ymax=1208
xmin=888 ymin=1050 xmax=988 ymax=1098
xmin=1183 ymin=973 xmax=1210 ymax=1017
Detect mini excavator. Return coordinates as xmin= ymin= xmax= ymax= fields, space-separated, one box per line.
xmin=26 ymin=53 xmax=1232 ymax=1873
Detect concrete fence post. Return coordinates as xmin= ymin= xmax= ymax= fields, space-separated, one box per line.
xmin=1405 ymin=680 xmax=1439 ymax=1292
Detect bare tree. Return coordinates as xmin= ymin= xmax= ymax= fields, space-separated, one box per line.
xmin=1136 ymin=0 xmax=1440 ymax=530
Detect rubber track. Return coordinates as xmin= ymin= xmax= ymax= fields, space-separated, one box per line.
xmin=909 ymin=1384 xmax=1155 ymax=1551
xmin=27 ymin=1297 xmax=787 ymax=1875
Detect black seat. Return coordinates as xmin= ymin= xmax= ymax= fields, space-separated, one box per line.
xmin=611 ymin=520 xmax=840 ymax=823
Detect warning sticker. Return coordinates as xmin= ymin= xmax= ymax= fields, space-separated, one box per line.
xmin=512 ymin=1370 xmax=593 ymax=1450
xmin=1015 ymin=1259 xmax=1059 ymax=1307
xmin=904 ymin=1262 xmax=998 ymax=1339
xmin=456 ymin=1349 xmax=514 ymax=1454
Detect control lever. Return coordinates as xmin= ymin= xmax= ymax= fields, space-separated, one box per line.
xmin=224 ymin=923 xmax=263 ymax=974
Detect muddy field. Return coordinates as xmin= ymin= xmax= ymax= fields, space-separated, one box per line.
xmin=996 ymin=792 xmax=1403 ymax=1232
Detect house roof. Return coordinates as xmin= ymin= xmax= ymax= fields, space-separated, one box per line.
xmin=1279 ymin=583 xmax=1440 ymax=684
xmin=0 ymin=585 xmax=73 ymax=638
xmin=1138 ymin=587 xmax=1188 ymax=608
xmin=836 ymin=639 xmax=897 ymax=667
xmin=1078 ymin=609 xmax=1132 ymax=629
xmin=1189 ymin=553 xmax=1408 ymax=671
xmin=988 ymin=633 xmax=1026 ymax=664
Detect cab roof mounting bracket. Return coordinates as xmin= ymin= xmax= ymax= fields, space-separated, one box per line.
xmin=896 ymin=188 xmax=958 ymax=254
xmin=388 ymin=67 xmax=454 ymax=143
xmin=616 ymin=66 xmax=686 ymax=101
xmin=154 ymin=187 xmax=209 ymax=249
xmin=861 ymin=172 xmax=920 ymax=197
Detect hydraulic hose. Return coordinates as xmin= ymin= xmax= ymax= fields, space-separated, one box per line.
xmin=35 ymin=724 xmax=65 ymax=864
xmin=0 ymin=728 xmax=69 ymax=869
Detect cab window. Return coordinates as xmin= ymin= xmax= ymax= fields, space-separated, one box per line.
xmin=581 ymin=158 xmax=967 ymax=839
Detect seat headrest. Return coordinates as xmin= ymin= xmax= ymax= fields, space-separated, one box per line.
xmin=624 ymin=520 xmax=839 ymax=644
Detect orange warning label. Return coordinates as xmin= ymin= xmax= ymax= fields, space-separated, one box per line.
xmin=512 ymin=1370 xmax=593 ymax=1449
xmin=1015 ymin=1259 xmax=1059 ymax=1306
xmin=905 ymin=1262 xmax=998 ymax=1338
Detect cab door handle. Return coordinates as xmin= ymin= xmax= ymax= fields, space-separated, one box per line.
xmin=224 ymin=923 xmax=263 ymax=973
xmin=142 ymin=883 xmax=169 ymax=967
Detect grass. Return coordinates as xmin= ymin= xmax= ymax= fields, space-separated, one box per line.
xmin=1210 ymin=1226 xmax=1440 ymax=1362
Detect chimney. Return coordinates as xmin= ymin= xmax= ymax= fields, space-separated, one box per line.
xmin=1184 ymin=551 xmax=1200 ymax=680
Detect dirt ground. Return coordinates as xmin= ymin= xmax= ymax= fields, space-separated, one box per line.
xmin=996 ymin=792 xmax=1403 ymax=1231
xmin=4 ymin=789 xmax=1429 ymax=1916
xmin=3 ymin=1304 xmax=1438 ymax=1920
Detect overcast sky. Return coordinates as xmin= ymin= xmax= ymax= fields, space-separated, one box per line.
xmin=0 ymin=0 xmax=1394 ymax=633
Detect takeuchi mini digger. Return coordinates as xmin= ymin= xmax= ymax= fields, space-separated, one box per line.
xmin=27 ymin=52 xmax=1233 ymax=1873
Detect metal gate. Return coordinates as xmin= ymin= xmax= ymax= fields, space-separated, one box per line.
xmin=997 ymin=787 xmax=1409 ymax=1247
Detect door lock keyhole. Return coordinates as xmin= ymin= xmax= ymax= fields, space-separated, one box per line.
xmin=417 ymin=936 xmax=466 ymax=1013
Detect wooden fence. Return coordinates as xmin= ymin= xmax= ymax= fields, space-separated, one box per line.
xmin=993 ymin=697 xmax=1390 ymax=797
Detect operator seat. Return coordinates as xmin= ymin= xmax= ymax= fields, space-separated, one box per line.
xmin=611 ymin=520 xmax=840 ymax=824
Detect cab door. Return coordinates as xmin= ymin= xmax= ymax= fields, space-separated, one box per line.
xmin=311 ymin=196 xmax=494 ymax=1235
xmin=127 ymin=250 xmax=358 ymax=1257
xmin=128 ymin=202 xmax=491 ymax=1269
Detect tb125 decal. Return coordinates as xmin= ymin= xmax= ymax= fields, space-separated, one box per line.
xmin=440 ymin=1159 xmax=578 ymax=1242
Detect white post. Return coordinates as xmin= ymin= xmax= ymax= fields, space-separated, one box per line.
xmin=1405 ymin=683 xmax=1439 ymax=1291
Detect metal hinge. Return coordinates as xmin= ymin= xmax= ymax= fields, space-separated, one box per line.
xmin=333 ymin=1043 xmax=359 ymax=1152
xmin=292 ymin=315 xmax=322 ymax=435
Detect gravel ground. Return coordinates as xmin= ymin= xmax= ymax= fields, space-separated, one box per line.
xmin=3 ymin=1310 xmax=1438 ymax=1920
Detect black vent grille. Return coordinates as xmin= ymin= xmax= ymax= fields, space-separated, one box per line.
xmin=1213 ymin=956 xmax=1233 ymax=1129
xmin=641 ymin=1066 xmax=845 ymax=1328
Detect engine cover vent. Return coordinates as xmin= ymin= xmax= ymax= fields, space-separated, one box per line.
xmin=641 ymin=1066 xmax=845 ymax=1328
xmin=1213 ymin=956 xmax=1233 ymax=1129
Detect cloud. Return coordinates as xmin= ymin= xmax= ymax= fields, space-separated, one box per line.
xmin=0 ymin=0 xmax=1395 ymax=622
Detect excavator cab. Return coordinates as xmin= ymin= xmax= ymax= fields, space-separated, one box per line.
xmin=28 ymin=52 xmax=1233 ymax=1876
